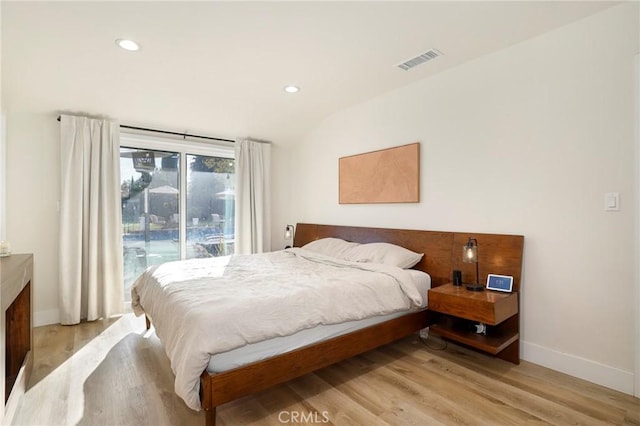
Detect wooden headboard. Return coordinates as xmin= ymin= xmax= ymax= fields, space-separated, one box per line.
xmin=293 ymin=223 xmax=524 ymax=291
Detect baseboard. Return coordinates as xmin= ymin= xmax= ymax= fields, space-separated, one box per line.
xmin=522 ymin=340 xmax=635 ymax=395
xmin=33 ymin=309 xmax=59 ymax=327
xmin=34 ymin=305 xmax=134 ymax=327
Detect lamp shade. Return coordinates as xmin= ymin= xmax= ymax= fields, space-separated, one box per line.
xmin=463 ymin=242 xmax=478 ymax=263
xmin=462 ymin=237 xmax=483 ymax=290
xmin=284 ymin=224 xmax=294 ymax=240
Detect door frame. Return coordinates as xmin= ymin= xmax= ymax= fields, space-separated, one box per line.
xmin=120 ymin=132 xmax=234 ymax=261
xmin=635 ymin=53 xmax=639 ymax=397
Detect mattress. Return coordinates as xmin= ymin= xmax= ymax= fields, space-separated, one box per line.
xmin=206 ymin=269 xmax=431 ymax=373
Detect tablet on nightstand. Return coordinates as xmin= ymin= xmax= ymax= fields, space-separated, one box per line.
xmin=486 ymin=274 xmax=513 ymax=292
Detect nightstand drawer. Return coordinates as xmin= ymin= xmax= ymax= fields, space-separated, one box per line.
xmin=428 ymin=284 xmax=518 ymax=325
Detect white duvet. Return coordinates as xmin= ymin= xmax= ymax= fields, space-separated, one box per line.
xmin=131 ymin=247 xmax=423 ymax=410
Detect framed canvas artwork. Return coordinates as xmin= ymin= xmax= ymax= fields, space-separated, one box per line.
xmin=339 ymin=142 xmax=420 ymax=204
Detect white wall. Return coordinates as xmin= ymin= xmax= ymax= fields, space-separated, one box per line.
xmin=635 ymin=53 xmax=640 ymax=398
xmin=0 ymin=2 xmax=4 ymax=420
xmin=5 ymin=113 xmax=60 ymax=325
xmin=0 ymin=0 xmax=5 ymax=242
xmin=273 ymin=3 xmax=639 ymax=394
xmin=270 ymin=143 xmax=296 ymax=250
xmin=0 ymin=113 xmax=6 ymax=241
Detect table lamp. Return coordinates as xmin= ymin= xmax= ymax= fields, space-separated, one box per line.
xmin=284 ymin=224 xmax=294 ymax=248
xmin=463 ymin=237 xmax=483 ymax=291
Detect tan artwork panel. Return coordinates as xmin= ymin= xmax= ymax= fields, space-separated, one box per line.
xmin=339 ymin=142 xmax=420 ymax=204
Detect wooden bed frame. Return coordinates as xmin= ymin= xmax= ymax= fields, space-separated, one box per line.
xmin=147 ymin=223 xmax=524 ymax=425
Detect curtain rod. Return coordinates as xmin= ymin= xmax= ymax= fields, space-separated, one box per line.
xmin=56 ymin=116 xmax=235 ymax=144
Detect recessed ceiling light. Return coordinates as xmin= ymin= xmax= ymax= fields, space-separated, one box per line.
xmin=116 ymin=39 xmax=140 ymax=51
xmin=284 ymin=85 xmax=300 ymax=93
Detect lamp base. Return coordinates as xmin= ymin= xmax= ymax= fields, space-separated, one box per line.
xmin=465 ymin=283 xmax=484 ymax=292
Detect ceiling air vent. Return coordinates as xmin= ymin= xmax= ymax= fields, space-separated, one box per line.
xmin=396 ymin=49 xmax=442 ymax=71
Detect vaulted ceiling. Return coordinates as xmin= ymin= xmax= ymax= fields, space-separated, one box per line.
xmin=2 ymin=1 xmax=616 ymax=144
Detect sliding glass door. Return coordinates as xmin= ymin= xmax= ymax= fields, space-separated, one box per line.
xmin=121 ymin=148 xmax=181 ymax=297
xmin=120 ymin=134 xmax=235 ymax=301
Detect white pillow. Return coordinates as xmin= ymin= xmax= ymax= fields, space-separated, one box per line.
xmin=344 ymin=242 xmax=423 ymax=269
xmin=302 ymin=237 xmax=361 ymax=259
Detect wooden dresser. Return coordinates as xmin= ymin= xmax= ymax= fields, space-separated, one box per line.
xmin=1 ymin=254 xmax=33 ymax=424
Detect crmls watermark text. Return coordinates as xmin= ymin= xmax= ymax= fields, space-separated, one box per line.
xmin=278 ymin=410 xmax=330 ymax=424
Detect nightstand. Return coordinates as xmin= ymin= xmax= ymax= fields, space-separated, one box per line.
xmin=427 ymin=283 xmax=519 ymax=364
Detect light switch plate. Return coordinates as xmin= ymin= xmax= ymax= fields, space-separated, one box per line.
xmin=604 ymin=192 xmax=619 ymax=211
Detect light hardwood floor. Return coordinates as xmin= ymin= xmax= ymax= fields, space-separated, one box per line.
xmin=11 ymin=314 xmax=640 ymax=426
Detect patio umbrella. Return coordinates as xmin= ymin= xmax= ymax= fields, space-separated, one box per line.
xmin=149 ymin=185 xmax=179 ymax=194
xmin=216 ymin=188 xmax=235 ymax=199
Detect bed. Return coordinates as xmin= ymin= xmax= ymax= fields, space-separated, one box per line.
xmin=132 ymin=223 xmax=524 ymax=425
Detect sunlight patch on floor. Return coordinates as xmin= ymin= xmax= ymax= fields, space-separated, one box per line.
xmin=14 ymin=314 xmax=146 ymax=425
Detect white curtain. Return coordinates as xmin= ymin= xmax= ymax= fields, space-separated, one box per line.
xmin=59 ymin=115 xmax=124 ymax=325
xmin=234 ymin=138 xmax=271 ymax=254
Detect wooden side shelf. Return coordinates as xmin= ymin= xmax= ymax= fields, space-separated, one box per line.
xmin=428 ymin=283 xmax=520 ymax=364
xmin=430 ymin=317 xmax=518 ymax=355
